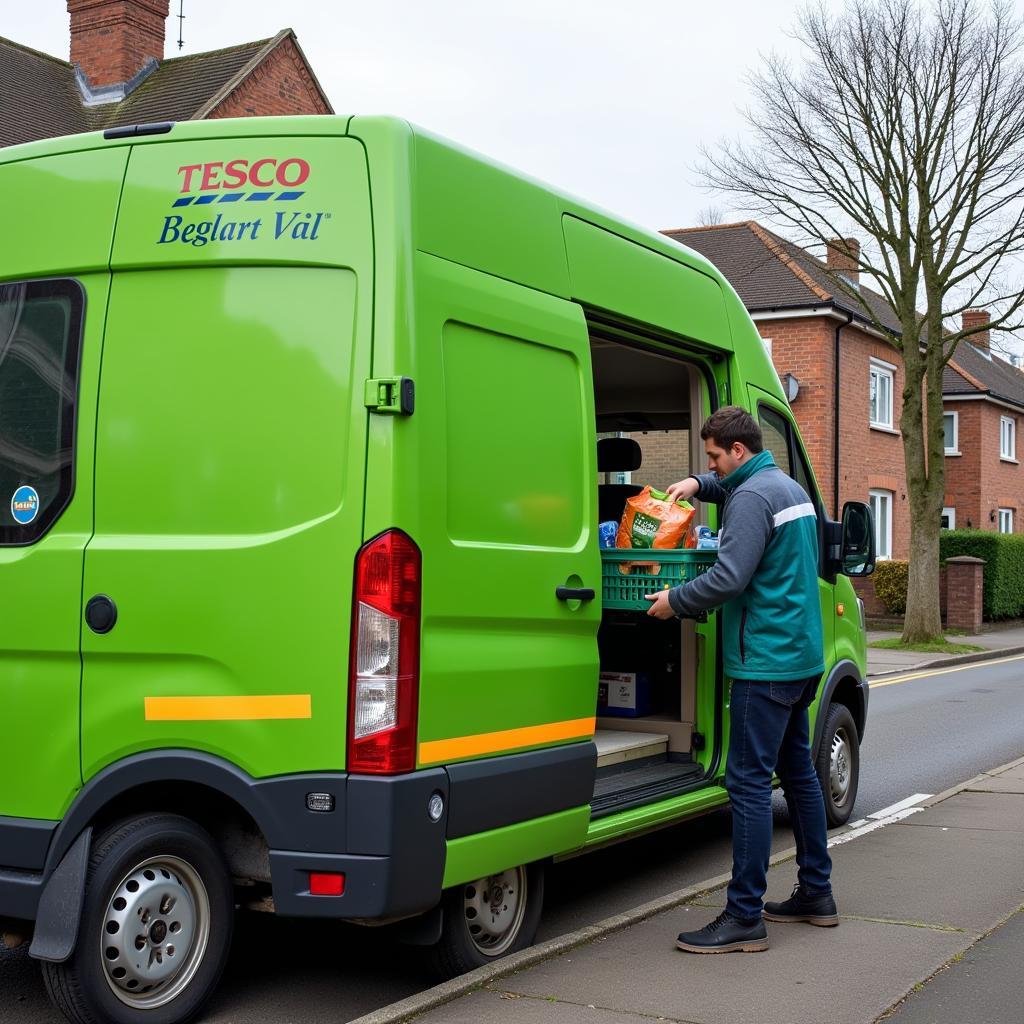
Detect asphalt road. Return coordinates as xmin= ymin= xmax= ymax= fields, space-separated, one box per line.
xmin=2 ymin=655 xmax=1022 ymax=1024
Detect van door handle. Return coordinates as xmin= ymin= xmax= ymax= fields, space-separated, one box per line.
xmin=556 ymin=586 xmax=596 ymax=602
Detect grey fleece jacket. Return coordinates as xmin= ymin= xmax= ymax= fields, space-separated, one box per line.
xmin=667 ymin=449 xmax=825 ymax=681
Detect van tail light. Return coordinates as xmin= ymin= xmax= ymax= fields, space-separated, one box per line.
xmin=348 ymin=530 xmax=421 ymax=774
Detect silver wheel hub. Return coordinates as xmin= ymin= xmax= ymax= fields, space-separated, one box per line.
xmin=462 ymin=866 xmax=527 ymax=957
xmin=100 ymin=856 xmax=210 ymax=1009
xmin=830 ymin=727 xmax=851 ymax=804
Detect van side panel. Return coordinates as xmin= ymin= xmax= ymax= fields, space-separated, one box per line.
xmin=0 ymin=276 xmax=108 ymax=822
xmin=413 ymin=130 xmax=571 ymax=298
xmin=0 ymin=148 xmax=128 ymax=279
xmin=82 ymin=136 xmax=374 ymax=782
xmin=406 ymin=253 xmax=600 ymax=766
xmin=110 ymin=137 xmax=361 ymax=270
xmin=80 ymin=266 xmax=365 ymax=780
xmin=0 ymin=146 xmax=129 ymax=824
xmin=562 ymin=216 xmax=733 ymax=350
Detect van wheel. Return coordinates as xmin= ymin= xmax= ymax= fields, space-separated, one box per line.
xmin=428 ymin=862 xmax=544 ymax=979
xmin=42 ymin=815 xmax=233 ymax=1024
xmin=815 ymin=703 xmax=860 ymax=827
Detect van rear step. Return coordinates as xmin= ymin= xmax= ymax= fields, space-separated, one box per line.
xmin=594 ymin=729 xmax=669 ymax=768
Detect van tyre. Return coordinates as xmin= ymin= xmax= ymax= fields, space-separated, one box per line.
xmin=815 ymin=703 xmax=860 ymax=827
xmin=428 ymin=862 xmax=545 ymax=979
xmin=42 ymin=815 xmax=234 ymax=1024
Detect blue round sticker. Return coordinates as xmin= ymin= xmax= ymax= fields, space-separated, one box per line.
xmin=11 ymin=485 xmax=40 ymax=526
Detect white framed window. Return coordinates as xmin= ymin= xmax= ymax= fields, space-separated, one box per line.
xmin=869 ymin=360 xmax=894 ymax=429
xmin=762 ymin=336 xmax=773 ymax=357
xmin=869 ymin=489 xmax=893 ymax=560
xmin=998 ymin=508 xmax=1014 ymax=534
xmin=1000 ymin=416 xmax=1016 ymax=460
xmin=943 ymin=411 xmax=959 ymax=455
xmin=941 ymin=507 xmax=956 ymax=529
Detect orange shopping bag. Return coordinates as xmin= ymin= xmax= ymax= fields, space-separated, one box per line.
xmin=616 ymin=486 xmax=696 ymax=550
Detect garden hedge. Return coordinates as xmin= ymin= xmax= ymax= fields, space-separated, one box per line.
xmin=870 ymin=531 xmax=1024 ymax=620
xmin=940 ymin=529 xmax=1024 ymax=620
xmin=872 ymin=559 xmax=909 ymax=614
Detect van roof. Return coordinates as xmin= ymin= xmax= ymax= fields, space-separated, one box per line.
xmin=0 ymin=114 xmax=730 ymax=295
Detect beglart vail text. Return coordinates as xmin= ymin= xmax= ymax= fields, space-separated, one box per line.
xmin=157 ymin=210 xmax=327 ymax=246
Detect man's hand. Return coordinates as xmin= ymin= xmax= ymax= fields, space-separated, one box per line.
xmin=665 ymin=477 xmax=699 ymax=504
xmin=645 ymin=589 xmax=677 ymax=619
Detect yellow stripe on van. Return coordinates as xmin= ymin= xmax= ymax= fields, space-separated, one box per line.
xmin=418 ymin=717 xmax=596 ymax=765
xmin=144 ymin=695 xmax=312 ymax=721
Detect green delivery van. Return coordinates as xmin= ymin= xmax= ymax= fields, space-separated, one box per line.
xmin=0 ymin=115 xmax=875 ymax=1024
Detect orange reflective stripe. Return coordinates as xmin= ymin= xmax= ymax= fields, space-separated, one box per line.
xmin=144 ymin=695 xmax=312 ymax=721
xmin=418 ymin=717 xmax=595 ymax=765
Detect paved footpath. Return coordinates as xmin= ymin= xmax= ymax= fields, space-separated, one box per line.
xmin=865 ymin=623 xmax=1024 ymax=676
xmin=358 ymin=757 xmax=1024 ymax=1024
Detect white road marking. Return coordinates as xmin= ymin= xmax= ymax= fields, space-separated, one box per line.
xmin=828 ymin=806 xmax=925 ymax=846
xmin=869 ymin=652 xmax=1024 ymax=688
xmin=867 ymin=793 xmax=933 ymax=819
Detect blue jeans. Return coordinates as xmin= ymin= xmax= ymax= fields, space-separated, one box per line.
xmin=725 ymin=676 xmax=832 ymax=922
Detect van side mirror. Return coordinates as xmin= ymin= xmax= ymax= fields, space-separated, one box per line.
xmin=839 ymin=501 xmax=875 ymax=577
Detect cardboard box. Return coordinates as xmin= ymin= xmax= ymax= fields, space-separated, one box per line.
xmin=598 ymin=671 xmax=653 ymax=717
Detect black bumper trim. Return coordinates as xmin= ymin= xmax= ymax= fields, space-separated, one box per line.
xmin=445 ymin=741 xmax=597 ymax=839
xmin=2 ymin=742 xmax=597 ymax=928
xmin=269 ymin=849 xmax=439 ymax=919
xmin=0 ymin=816 xmax=57 ymax=871
xmin=0 ymin=868 xmax=43 ymax=921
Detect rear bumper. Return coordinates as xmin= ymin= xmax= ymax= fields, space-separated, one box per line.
xmin=1 ymin=741 xmax=596 ymax=924
xmin=271 ymin=741 xmax=596 ymax=919
xmin=269 ymin=768 xmax=449 ymax=919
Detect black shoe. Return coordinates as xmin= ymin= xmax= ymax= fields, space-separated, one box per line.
xmin=675 ymin=911 xmax=769 ymax=953
xmin=763 ymin=885 xmax=839 ymax=926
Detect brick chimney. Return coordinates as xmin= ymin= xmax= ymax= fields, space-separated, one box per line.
xmin=826 ymin=237 xmax=860 ymax=285
xmin=962 ymin=309 xmax=991 ymax=353
xmin=68 ymin=0 xmax=169 ymax=88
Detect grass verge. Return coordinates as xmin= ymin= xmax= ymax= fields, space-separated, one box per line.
xmin=868 ymin=638 xmax=986 ymax=654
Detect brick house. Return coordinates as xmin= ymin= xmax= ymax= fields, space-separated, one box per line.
xmin=0 ymin=0 xmax=332 ymax=148
xmin=661 ymin=222 xmax=1024 ymax=566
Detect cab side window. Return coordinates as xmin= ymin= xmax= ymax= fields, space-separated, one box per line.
xmin=758 ymin=404 xmax=822 ymax=513
xmin=0 ymin=280 xmax=84 ymax=545
xmin=758 ymin=406 xmax=792 ymax=476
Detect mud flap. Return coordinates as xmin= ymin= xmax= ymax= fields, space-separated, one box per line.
xmin=28 ymin=827 xmax=91 ymax=963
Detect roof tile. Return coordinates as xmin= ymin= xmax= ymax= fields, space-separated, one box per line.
xmin=0 ymin=32 xmax=315 ymax=146
xmin=666 ymin=222 xmax=1024 ymax=408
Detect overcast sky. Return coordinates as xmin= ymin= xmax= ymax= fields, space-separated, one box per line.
xmin=7 ymin=0 xmax=847 ymax=232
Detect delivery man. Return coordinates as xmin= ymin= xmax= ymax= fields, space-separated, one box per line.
xmin=646 ymin=406 xmax=837 ymax=953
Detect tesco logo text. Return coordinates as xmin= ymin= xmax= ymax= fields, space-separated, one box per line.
xmin=177 ymin=158 xmax=310 ymax=194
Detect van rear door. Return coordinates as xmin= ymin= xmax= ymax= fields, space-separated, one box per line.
xmin=0 ymin=146 xmax=127 ymax=831
xmin=80 ymin=135 xmax=373 ymax=781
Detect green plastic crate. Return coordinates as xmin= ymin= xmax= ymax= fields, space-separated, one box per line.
xmin=600 ymin=548 xmax=718 ymax=610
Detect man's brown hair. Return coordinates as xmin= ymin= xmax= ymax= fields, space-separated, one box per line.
xmin=700 ymin=406 xmax=764 ymax=453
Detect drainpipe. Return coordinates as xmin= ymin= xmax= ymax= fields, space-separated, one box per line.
xmin=834 ymin=310 xmax=854 ymax=520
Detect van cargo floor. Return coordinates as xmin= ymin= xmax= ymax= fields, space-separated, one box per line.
xmin=594 ymin=729 xmax=670 ymax=768
xmin=591 ymin=757 xmax=704 ymax=817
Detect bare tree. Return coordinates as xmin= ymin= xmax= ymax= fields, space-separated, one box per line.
xmin=695 ymin=204 xmax=728 ymax=227
xmin=702 ymin=0 xmax=1024 ymax=643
